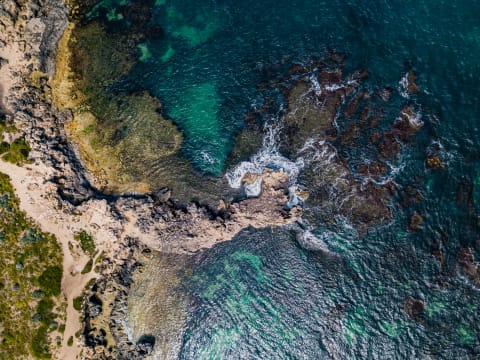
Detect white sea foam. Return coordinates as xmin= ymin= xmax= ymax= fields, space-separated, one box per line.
xmin=309 ymin=74 xmax=322 ymax=96
xmin=402 ymin=108 xmax=424 ymax=128
xmin=324 ymin=83 xmax=344 ymax=92
xmin=398 ymin=72 xmax=409 ymax=99
xmin=226 ymin=116 xmax=304 ymax=197
xmin=200 ymin=150 xmax=215 ymax=164
xmin=226 ymin=76 xmax=359 ymax=203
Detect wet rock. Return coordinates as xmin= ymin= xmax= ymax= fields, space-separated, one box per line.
xmin=87 ymin=295 xmax=103 ymax=318
xmin=293 ymin=188 xmax=309 ymax=202
xmin=357 ymin=161 xmax=388 ymax=180
xmin=456 ymin=182 xmax=474 ymax=210
xmin=288 ymin=64 xmax=309 ymax=75
xmin=144 ymin=25 xmax=164 ymax=39
xmin=152 ymin=187 xmax=171 ymax=203
xmin=241 ymin=172 xmax=260 ymax=185
xmin=393 ymin=103 xmax=423 ymax=141
xmin=399 ymin=185 xmax=424 ymax=208
xmin=378 ymin=133 xmax=401 ymax=159
xmin=341 ymin=123 xmax=361 ymax=144
xmin=319 ymin=69 xmax=343 ymax=84
xmin=369 ymin=131 xmax=382 ymax=144
xmin=432 ymin=248 xmax=444 ymax=268
xmin=377 ymin=87 xmax=393 ymax=101
xmin=426 ymin=156 xmax=443 ymax=170
xmin=403 ymin=297 xmax=425 ymax=322
xmin=407 ymin=71 xmax=420 ymax=94
xmin=409 ymin=213 xmax=424 ymax=230
xmin=458 ymin=247 xmax=480 ymax=284
xmin=135 ymin=335 xmax=155 ymax=356
xmin=344 ymin=90 xmax=369 ymax=118
xmin=359 ymin=106 xmax=372 ymax=123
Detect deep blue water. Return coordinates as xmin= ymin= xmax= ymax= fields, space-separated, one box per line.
xmin=86 ymin=0 xmax=480 ymax=358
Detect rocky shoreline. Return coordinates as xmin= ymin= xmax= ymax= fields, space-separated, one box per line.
xmin=0 ymin=1 xmax=305 ymax=358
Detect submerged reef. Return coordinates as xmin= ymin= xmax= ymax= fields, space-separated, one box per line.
xmin=52 ymin=0 xmax=231 ymax=200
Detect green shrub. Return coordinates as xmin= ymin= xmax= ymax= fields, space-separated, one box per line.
xmin=36 ymin=297 xmax=55 ymax=325
xmin=0 ymin=141 xmax=9 ymax=154
xmin=67 ymin=336 xmax=74 ymax=347
xmin=2 ymin=138 xmax=30 ymax=164
xmin=38 ymin=266 xmax=63 ymax=296
xmin=30 ymin=325 xmax=51 ymax=359
xmin=81 ymin=258 xmax=93 ymax=274
xmin=73 ymin=296 xmax=83 ymax=311
xmin=74 ymin=230 xmax=96 ymax=256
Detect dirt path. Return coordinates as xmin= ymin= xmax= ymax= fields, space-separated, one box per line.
xmin=0 ymin=160 xmax=122 ymax=359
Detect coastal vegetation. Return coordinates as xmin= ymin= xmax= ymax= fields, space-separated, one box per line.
xmin=74 ymin=230 xmax=96 ymax=257
xmin=0 ymin=173 xmax=64 ymax=359
xmin=0 ymin=116 xmax=30 ymax=165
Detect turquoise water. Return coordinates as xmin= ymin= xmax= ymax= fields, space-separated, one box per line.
xmin=122 ymin=0 xmax=480 ymax=175
xmin=85 ymin=0 xmax=480 ymax=357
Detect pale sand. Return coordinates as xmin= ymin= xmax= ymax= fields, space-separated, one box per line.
xmin=0 ymin=160 xmax=124 ymax=360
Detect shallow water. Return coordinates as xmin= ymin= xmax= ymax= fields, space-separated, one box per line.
xmin=82 ymin=0 xmax=480 ymax=358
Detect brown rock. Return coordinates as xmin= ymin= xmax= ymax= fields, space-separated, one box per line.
xmin=403 ymin=297 xmax=425 ymax=322
xmin=378 ymin=133 xmax=401 ymax=159
xmin=288 ymin=64 xmax=308 ymax=75
xmin=241 ymin=172 xmax=259 ymax=185
xmin=426 ymin=156 xmax=443 ymax=170
xmin=399 ymin=185 xmax=424 ymax=207
xmin=458 ymin=247 xmax=480 ymax=284
xmin=377 ymin=87 xmax=393 ymax=101
xmin=294 ymin=189 xmax=309 ymax=201
xmin=318 ymin=70 xmax=342 ymax=84
xmin=407 ymin=71 xmax=420 ymax=94
xmin=409 ymin=213 xmax=424 ymax=230
xmin=370 ymin=131 xmax=382 ymax=144
xmin=341 ymin=123 xmax=361 ymax=144
xmin=393 ymin=103 xmax=422 ymax=140
xmin=357 ymin=161 xmax=388 ymax=179
xmin=432 ymin=249 xmax=444 ymax=267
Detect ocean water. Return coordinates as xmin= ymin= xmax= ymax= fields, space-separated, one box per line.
xmin=83 ymin=0 xmax=480 ymax=358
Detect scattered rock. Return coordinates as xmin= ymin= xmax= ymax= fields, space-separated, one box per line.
xmin=399 ymin=185 xmax=424 ymax=208
xmin=458 ymin=247 xmax=480 ymax=284
xmin=403 ymin=297 xmax=425 ymax=322
xmin=407 ymin=71 xmax=420 ymax=94
xmin=426 ymin=156 xmax=443 ymax=170
xmin=377 ymin=87 xmax=393 ymax=101
xmin=357 ymin=161 xmax=388 ymax=180
xmin=293 ymin=188 xmax=309 ymax=201
xmin=378 ymin=133 xmax=401 ymax=159
xmin=0 ymin=56 xmax=8 ymax=68
xmin=409 ymin=213 xmax=424 ymax=230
